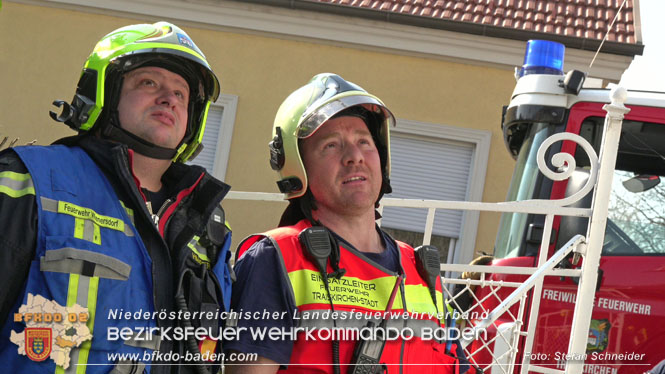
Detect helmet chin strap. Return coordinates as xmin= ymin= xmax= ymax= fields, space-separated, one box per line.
xmin=102 ymin=111 xmax=178 ymax=160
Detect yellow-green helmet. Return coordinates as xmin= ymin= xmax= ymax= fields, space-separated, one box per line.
xmin=50 ymin=21 xmax=220 ymax=162
xmin=269 ymin=73 xmax=395 ymax=199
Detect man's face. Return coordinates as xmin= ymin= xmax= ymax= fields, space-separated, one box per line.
xmin=117 ymin=66 xmax=190 ymax=150
xmin=300 ymin=116 xmax=383 ymax=217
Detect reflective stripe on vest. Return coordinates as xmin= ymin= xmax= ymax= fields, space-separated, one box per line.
xmin=237 ymin=219 xmax=458 ymax=374
xmin=188 ymin=235 xmax=211 ymax=268
xmin=55 ymin=273 xmax=99 ymax=374
xmin=119 ymin=200 xmax=135 ymax=226
xmin=2 ymin=145 xmax=157 ymax=374
xmin=293 ymin=308 xmax=441 ymax=338
xmin=288 ymin=268 xmax=443 ymax=316
xmin=0 ymin=170 xmax=35 ymax=198
xmin=41 ymin=197 xmax=135 ymax=238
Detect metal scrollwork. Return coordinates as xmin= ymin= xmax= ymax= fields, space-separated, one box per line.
xmin=536 ymin=132 xmax=599 ymax=207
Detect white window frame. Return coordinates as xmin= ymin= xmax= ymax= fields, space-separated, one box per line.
xmin=391 ymin=119 xmax=491 ymax=265
xmin=206 ymin=93 xmax=238 ymax=181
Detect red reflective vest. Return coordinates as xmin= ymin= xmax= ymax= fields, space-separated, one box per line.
xmin=237 ymin=219 xmax=459 ymax=374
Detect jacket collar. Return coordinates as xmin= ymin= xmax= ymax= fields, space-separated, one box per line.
xmin=54 ymin=134 xmax=231 ymax=204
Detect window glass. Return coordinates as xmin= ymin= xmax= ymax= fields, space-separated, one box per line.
xmin=605 ymin=170 xmax=665 ymax=254
xmin=494 ymin=122 xmax=552 ymax=259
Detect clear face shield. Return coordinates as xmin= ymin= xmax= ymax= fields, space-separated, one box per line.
xmin=295 ymin=74 xmax=395 ymax=139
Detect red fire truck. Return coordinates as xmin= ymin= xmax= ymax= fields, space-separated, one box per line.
xmin=466 ymin=40 xmax=665 ymax=374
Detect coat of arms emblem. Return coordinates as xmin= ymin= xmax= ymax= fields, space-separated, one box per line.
xmin=25 ymin=328 xmax=52 ymax=362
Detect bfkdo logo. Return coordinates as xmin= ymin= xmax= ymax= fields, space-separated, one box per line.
xmin=25 ymin=328 xmax=52 ymax=362
xmin=14 ymin=311 xmax=89 ymax=324
xmin=10 ymin=294 xmax=93 ymax=369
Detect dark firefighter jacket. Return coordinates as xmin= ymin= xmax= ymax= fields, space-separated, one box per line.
xmin=0 ymin=136 xmax=232 ymax=374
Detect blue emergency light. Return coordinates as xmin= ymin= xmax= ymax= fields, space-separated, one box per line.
xmin=519 ymin=40 xmax=565 ymax=77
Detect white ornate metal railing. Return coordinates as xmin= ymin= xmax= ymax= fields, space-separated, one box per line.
xmin=225 ymin=86 xmax=630 ymax=374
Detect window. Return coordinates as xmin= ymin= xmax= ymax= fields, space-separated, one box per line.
xmin=187 ymin=94 xmax=238 ymax=181
xmin=379 ymin=119 xmax=491 ymax=265
xmin=604 ymin=169 xmax=665 ymax=255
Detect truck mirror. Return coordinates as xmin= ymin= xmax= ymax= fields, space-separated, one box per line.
xmin=622 ymin=174 xmax=661 ymax=193
xmin=561 ymin=70 xmax=586 ymax=95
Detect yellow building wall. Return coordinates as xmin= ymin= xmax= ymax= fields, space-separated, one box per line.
xmin=1 ymin=2 xmax=516 ymax=259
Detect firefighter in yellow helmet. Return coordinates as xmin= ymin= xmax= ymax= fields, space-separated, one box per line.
xmin=0 ymin=22 xmax=232 ymax=373
xmin=227 ymin=73 xmax=465 ymax=374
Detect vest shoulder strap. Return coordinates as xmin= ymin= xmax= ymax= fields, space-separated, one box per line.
xmin=236 ymin=219 xmax=312 ymax=261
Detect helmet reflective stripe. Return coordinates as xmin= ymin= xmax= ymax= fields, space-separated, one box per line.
xmin=270 ymin=73 xmax=395 ymax=199
xmin=61 ymin=21 xmax=220 ymax=163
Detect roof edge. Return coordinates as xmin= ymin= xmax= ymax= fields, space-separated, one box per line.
xmin=11 ymin=0 xmax=634 ymax=80
xmin=249 ymin=0 xmax=644 ymax=57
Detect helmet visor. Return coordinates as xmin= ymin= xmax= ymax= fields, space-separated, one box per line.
xmin=297 ymin=95 xmax=393 ymax=139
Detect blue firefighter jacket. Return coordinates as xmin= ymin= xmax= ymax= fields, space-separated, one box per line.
xmin=0 ymin=144 xmax=232 ymax=373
